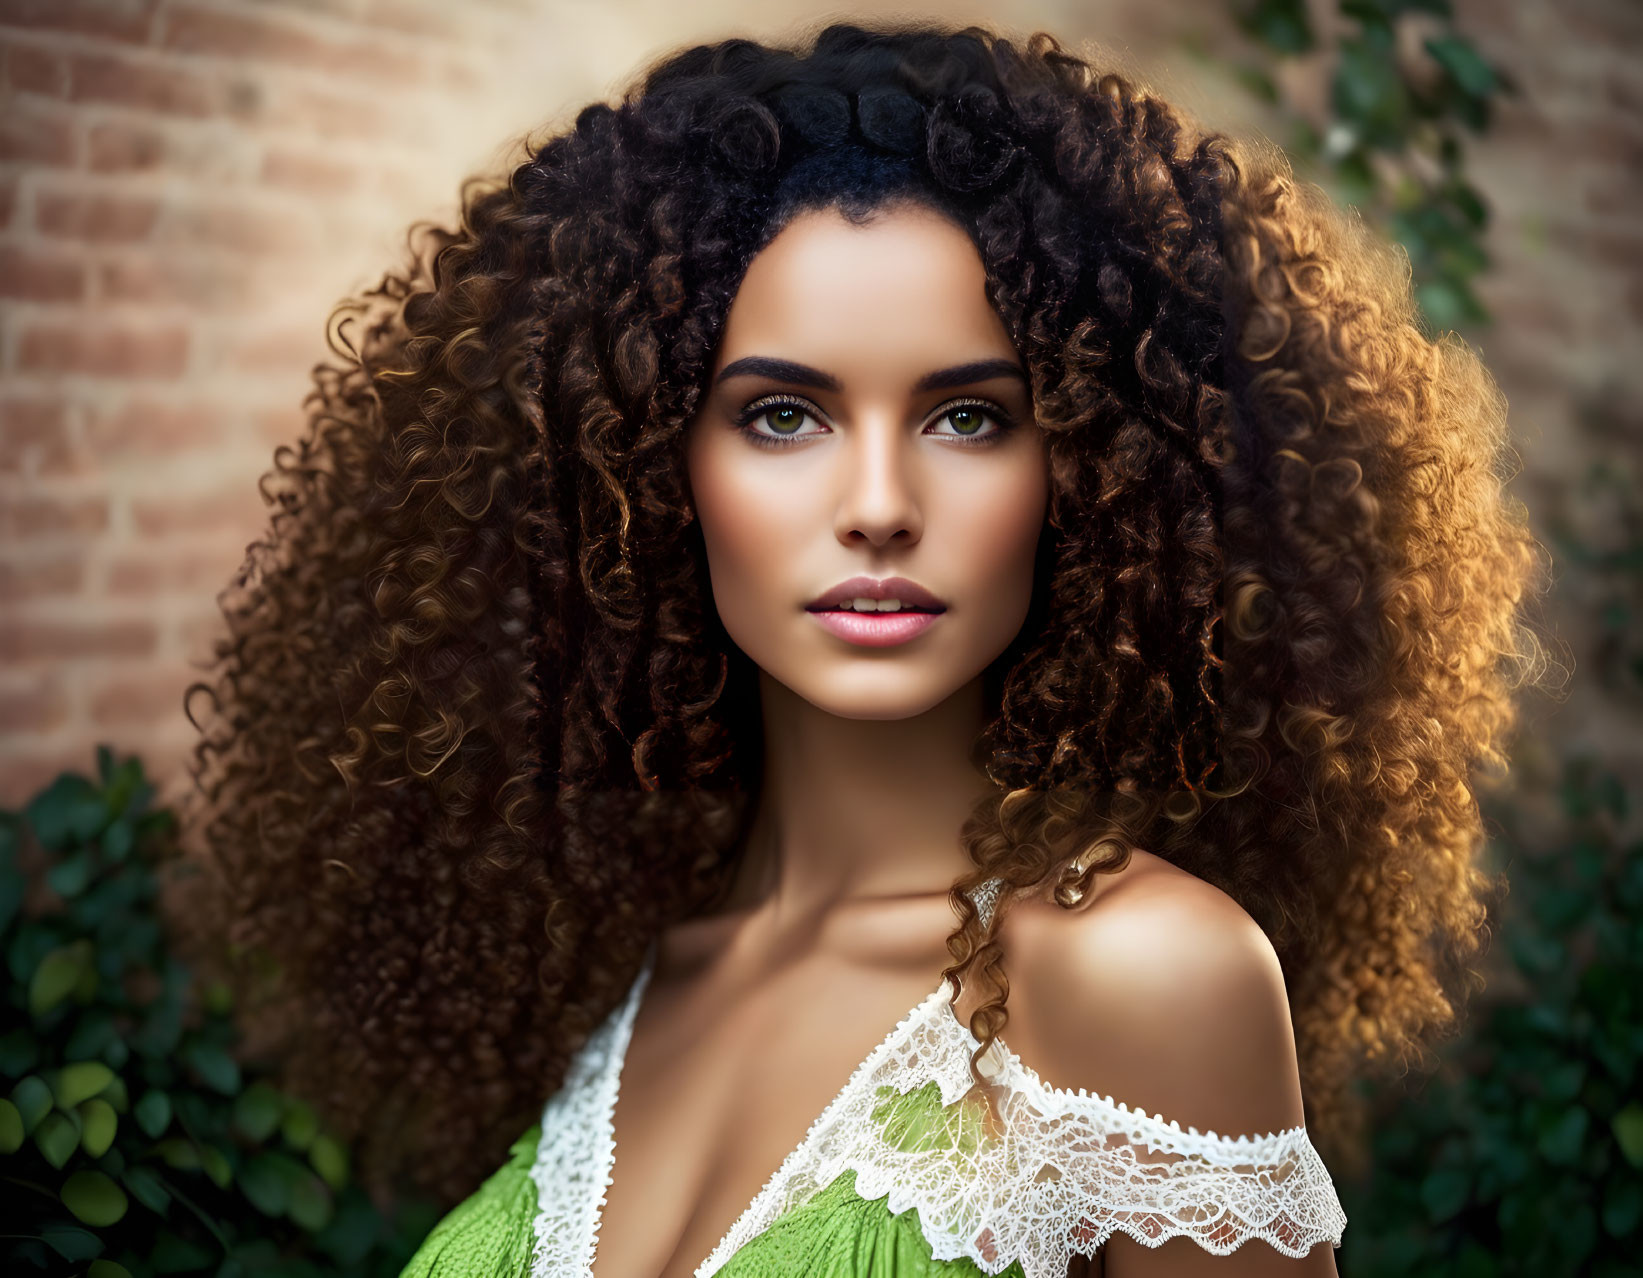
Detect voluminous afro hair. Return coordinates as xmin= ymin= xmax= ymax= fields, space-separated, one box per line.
xmin=173 ymin=19 xmax=1559 ymax=1206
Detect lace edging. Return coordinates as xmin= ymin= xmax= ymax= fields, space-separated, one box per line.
xmin=528 ymin=949 xmax=654 ymax=1276
xmin=698 ymin=973 xmax=1347 ymax=1278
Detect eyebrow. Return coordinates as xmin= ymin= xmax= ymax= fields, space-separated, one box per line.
xmin=714 ymin=356 xmax=1027 ymax=394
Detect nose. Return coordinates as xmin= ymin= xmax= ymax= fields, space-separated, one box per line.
xmin=832 ymin=415 xmax=923 ymax=548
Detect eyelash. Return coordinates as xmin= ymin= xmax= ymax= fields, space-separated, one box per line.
xmin=731 ymin=394 xmax=1015 ymax=449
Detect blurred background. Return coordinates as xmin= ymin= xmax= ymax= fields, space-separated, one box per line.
xmin=0 ymin=1 xmax=1638 ymax=1275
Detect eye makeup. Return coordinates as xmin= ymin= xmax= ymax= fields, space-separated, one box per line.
xmin=730 ymin=393 xmax=1017 ymax=450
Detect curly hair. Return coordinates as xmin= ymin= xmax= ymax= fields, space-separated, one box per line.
xmin=171 ymin=18 xmax=1559 ymax=1206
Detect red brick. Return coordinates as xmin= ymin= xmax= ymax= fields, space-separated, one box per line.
xmin=163 ymin=4 xmax=425 ymax=83
xmin=219 ymin=322 xmax=327 ymax=376
xmin=2 ymin=0 xmax=159 ymax=45
xmin=98 ymin=254 xmax=258 ymax=308
xmin=0 ymin=494 xmax=109 ymax=537
xmin=0 ymin=104 xmax=77 ymax=166
xmin=6 ymin=39 xmax=70 ymax=96
xmin=160 ymin=199 xmax=317 ymax=255
xmin=89 ymin=398 xmax=226 ymax=454
xmin=87 ymin=119 xmax=165 ymax=172
xmin=0 ymin=245 xmax=85 ymax=303
xmin=0 ymin=397 xmax=69 ymax=470
xmin=260 ymin=146 xmax=360 ymax=196
xmin=130 ymin=489 xmax=258 ymax=536
xmin=0 ymin=556 xmax=84 ymax=602
xmin=70 ymin=48 xmax=219 ymax=117
xmin=88 ymin=667 xmax=195 ymax=727
xmin=18 ymin=322 xmax=189 ymax=379
xmin=36 ymin=189 xmax=161 ymax=243
xmin=0 ymin=679 xmax=72 ymax=733
xmin=363 ymin=0 xmax=467 ymax=41
xmin=162 ymin=4 xmax=335 ymax=65
xmin=107 ymin=547 xmax=235 ymax=593
xmin=0 ymin=618 xmax=156 ymax=662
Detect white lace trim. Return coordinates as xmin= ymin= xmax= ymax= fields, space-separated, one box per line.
xmin=695 ymin=977 xmax=1347 ymax=1276
xmin=529 ymin=879 xmax=1348 ymax=1278
xmin=528 ymin=947 xmax=654 ymax=1276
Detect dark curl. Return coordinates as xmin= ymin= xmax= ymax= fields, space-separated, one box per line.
xmin=173 ymin=17 xmax=1559 ymax=1206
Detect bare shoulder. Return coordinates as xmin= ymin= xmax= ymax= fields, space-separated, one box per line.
xmin=997 ymin=849 xmax=1306 ymax=1142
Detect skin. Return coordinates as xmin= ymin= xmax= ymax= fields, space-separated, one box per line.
xmin=590 ymin=202 xmax=1337 ymax=1278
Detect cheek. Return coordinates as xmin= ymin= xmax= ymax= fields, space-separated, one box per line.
xmin=944 ymin=461 xmax=1048 ymax=615
xmin=686 ymin=438 xmax=806 ymax=618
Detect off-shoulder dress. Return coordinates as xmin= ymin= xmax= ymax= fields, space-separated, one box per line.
xmin=399 ymin=876 xmax=1348 ymax=1277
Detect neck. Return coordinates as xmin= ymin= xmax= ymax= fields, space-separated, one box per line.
xmin=718 ymin=668 xmax=999 ymax=932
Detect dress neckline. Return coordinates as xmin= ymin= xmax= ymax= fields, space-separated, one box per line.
xmin=575 ymin=875 xmax=1007 ymax=1278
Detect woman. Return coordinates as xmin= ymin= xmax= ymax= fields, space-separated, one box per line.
xmin=176 ymin=18 xmax=1553 ymax=1277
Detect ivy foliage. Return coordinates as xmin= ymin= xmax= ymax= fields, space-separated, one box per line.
xmin=1 ymin=749 xmax=441 ymax=1277
xmin=1203 ymin=0 xmax=1518 ymax=332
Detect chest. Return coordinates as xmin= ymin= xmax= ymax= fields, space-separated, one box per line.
xmin=590 ymin=944 xmax=964 ymax=1278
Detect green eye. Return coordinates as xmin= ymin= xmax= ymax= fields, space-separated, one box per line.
xmin=947 ymin=407 xmax=984 ymax=434
xmin=766 ymin=406 xmax=806 ymax=433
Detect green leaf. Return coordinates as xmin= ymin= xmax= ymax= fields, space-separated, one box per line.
xmin=47 ymin=846 xmax=98 ymax=898
xmin=182 ymin=1041 xmax=241 ymax=1095
xmin=136 ymin=1088 xmax=173 ymax=1138
xmin=12 ymin=1073 xmax=54 ymax=1131
xmin=62 ymin=1167 xmax=129 ymax=1227
xmin=52 ymin=1059 xmax=115 ymax=1110
xmin=281 ymin=1098 xmax=318 ymax=1149
xmin=41 ymin=1221 xmax=103 ymax=1262
xmin=155 ymin=1136 xmax=201 ymax=1170
xmin=1420 ymin=1166 xmax=1471 ymax=1222
xmin=309 ymin=1133 xmax=348 ymax=1190
xmin=232 ymin=1081 xmax=285 ymax=1144
xmin=1234 ymin=0 xmax=1315 ymax=55
xmin=1538 ymin=1106 xmax=1589 ymax=1165
xmin=78 ymin=1097 xmax=118 ymax=1157
xmin=34 ymin=1109 xmax=81 ymax=1168
xmin=1614 ymin=1103 xmax=1643 ymax=1168
xmin=1425 ymin=35 xmax=1499 ymax=99
xmin=29 ymin=941 xmax=91 ymax=1017
xmin=289 ymin=1170 xmax=334 ymax=1231
xmin=240 ymin=1151 xmax=291 ymax=1217
xmin=88 ymin=1261 xmax=134 ymax=1278
xmin=101 ymin=818 xmax=135 ymax=863
xmin=201 ymin=1142 xmax=234 ymax=1189
xmin=27 ymin=774 xmax=111 ymax=851
xmin=0 ymin=1096 xmax=22 ymax=1152
xmin=121 ymin=1163 xmax=171 ymax=1215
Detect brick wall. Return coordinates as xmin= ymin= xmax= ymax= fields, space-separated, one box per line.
xmin=0 ymin=0 xmax=1635 ymax=812
xmin=0 ymin=0 xmax=605 ymax=806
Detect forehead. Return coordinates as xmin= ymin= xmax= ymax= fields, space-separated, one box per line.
xmin=714 ymin=203 xmax=1017 ymax=375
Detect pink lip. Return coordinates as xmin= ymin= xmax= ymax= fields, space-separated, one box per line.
xmin=808 ymin=609 xmax=942 ymax=647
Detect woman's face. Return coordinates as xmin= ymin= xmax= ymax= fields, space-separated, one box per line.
xmin=683 ymin=200 xmax=1049 ymax=721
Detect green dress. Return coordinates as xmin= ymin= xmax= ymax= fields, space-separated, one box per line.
xmin=401 ymin=882 xmax=1347 ymax=1277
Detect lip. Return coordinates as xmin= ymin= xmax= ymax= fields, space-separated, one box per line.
xmin=805 ymin=575 xmax=947 ymax=613
xmin=808 ymin=609 xmax=942 ymax=647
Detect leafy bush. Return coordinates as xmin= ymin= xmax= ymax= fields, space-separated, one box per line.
xmin=1 ymin=749 xmax=439 ymax=1277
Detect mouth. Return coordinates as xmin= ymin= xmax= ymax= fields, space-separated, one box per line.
xmin=805 ymin=607 xmax=943 ymax=648
xmin=804 ymin=575 xmax=948 ymax=613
